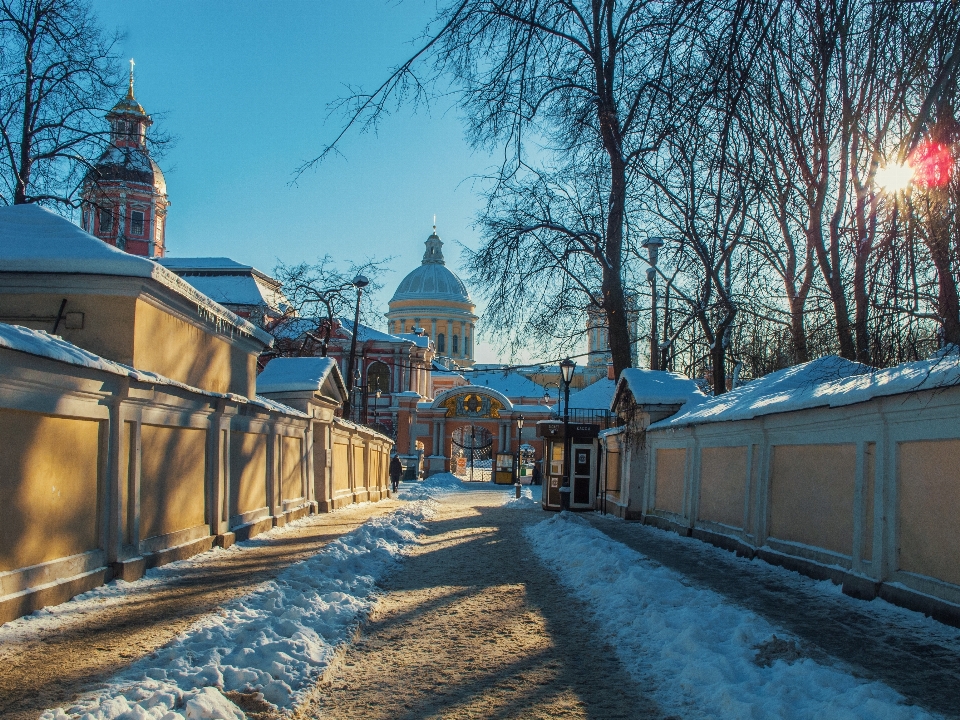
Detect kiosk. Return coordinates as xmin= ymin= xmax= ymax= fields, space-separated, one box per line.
xmin=537 ymin=420 xmax=599 ymax=511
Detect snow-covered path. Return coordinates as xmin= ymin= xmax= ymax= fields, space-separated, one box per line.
xmin=0 ymin=499 xmax=406 ymax=720
xmin=528 ymin=513 xmax=957 ymax=719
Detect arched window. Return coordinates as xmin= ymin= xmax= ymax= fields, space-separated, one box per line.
xmin=452 ymin=334 xmax=459 ymax=354
xmin=437 ymin=333 xmax=445 ymax=353
xmin=367 ymin=361 xmax=390 ymax=394
xmin=465 ymin=335 xmax=471 ymax=357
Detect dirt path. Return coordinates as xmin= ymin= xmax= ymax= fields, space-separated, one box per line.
xmin=0 ymin=500 xmax=400 ymax=720
xmin=297 ymin=490 xmax=664 ymax=720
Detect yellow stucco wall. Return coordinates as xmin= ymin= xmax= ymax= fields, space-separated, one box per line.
xmin=655 ymin=448 xmax=686 ymax=514
xmin=353 ymin=445 xmax=366 ymax=492
xmin=0 ymin=410 xmax=101 ymax=572
xmin=133 ymin=299 xmax=254 ymax=397
xmin=770 ymin=444 xmax=855 ymax=555
xmin=898 ymin=439 xmax=960 ymax=586
xmin=281 ymin=435 xmax=303 ymax=501
xmin=332 ymin=442 xmax=350 ymax=493
xmin=230 ymin=431 xmax=268 ymax=516
xmin=140 ymin=424 xmax=207 ymax=539
xmin=699 ymin=446 xmax=747 ymax=527
xmin=0 ymin=293 xmax=137 ymax=364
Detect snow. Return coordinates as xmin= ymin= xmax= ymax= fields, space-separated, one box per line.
xmin=38 ymin=500 xmax=435 ymax=720
xmin=462 ymin=368 xmax=545 ymax=398
xmin=651 ymin=352 xmax=960 ymax=429
xmin=398 ymin=472 xmax=475 ymax=500
xmin=339 ymin=318 xmax=411 ymax=344
xmin=525 ymin=513 xmax=940 ymax=720
xmin=256 ymin=356 xmax=342 ymax=394
xmin=0 ymin=322 xmax=307 ymax=417
xmin=397 ymin=332 xmax=431 ymax=348
xmin=617 ymin=367 xmax=706 ymax=409
xmin=0 ymin=204 xmax=272 ymax=347
xmin=501 ymin=484 xmax=542 ymax=509
xmin=568 ymin=377 xmax=617 ymax=410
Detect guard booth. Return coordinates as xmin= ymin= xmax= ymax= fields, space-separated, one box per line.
xmin=537 ymin=420 xmax=600 ymax=511
xmin=494 ymin=453 xmax=515 ymax=484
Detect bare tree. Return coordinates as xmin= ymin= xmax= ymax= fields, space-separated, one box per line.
xmin=0 ymin=0 xmax=123 ymax=207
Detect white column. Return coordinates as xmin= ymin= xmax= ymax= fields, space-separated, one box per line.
xmin=431 ymin=318 xmax=437 ymax=343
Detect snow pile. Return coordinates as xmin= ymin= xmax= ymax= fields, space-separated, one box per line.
xmin=41 ymin=501 xmax=435 ymax=720
xmin=526 ymin=514 xmax=937 ymax=719
xmin=399 ymin=472 xmax=473 ymax=500
xmin=256 ymin=356 xmax=342 ymax=394
xmin=502 ymin=484 xmax=542 ymax=509
xmin=654 ymin=352 xmax=960 ymax=429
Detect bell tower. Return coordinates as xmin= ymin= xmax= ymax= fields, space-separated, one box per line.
xmin=81 ymin=60 xmax=169 ymax=257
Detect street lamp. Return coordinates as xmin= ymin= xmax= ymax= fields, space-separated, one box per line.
xmin=344 ymin=274 xmax=369 ymax=420
xmin=514 ymin=415 xmax=524 ymax=498
xmin=559 ymin=357 xmax=576 ymax=511
xmin=642 ymin=237 xmax=664 ymax=371
xmin=540 ymin=381 xmax=561 ymax=418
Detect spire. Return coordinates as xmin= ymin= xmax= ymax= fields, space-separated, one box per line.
xmin=422 ymin=225 xmax=445 ymax=265
xmin=128 ymin=59 xmax=135 ymax=100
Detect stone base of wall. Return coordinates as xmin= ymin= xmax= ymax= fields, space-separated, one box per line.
xmin=0 ymin=567 xmax=108 ymax=625
xmin=641 ymin=517 xmax=960 ymax=629
xmin=144 ymin=536 xmax=215 ymax=570
xmin=233 ymin=516 xmax=275 ymax=542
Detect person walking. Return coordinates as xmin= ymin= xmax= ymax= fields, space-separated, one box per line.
xmin=389 ymin=455 xmax=403 ymax=493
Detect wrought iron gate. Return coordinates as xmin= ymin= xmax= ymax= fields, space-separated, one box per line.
xmin=451 ymin=425 xmax=493 ymax=482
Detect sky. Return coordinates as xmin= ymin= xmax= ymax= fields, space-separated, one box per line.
xmin=94 ymin=0 xmax=513 ymax=363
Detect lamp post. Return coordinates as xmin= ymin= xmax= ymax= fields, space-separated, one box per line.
xmin=643 ymin=237 xmax=664 ymax=371
xmin=540 ymin=381 xmax=561 ymax=418
xmin=514 ymin=415 xmax=524 ymax=498
xmin=344 ymin=274 xmax=369 ymax=419
xmin=559 ymin=357 xmax=576 ymax=511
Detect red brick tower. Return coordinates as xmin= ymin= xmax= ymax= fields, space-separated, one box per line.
xmin=81 ymin=61 xmax=169 ymax=257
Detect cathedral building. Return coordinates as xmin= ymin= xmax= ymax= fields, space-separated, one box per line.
xmin=80 ymin=65 xmax=169 ymax=258
xmin=386 ymin=228 xmax=478 ymax=366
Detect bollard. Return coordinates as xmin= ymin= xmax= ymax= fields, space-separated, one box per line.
xmin=515 ymin=482 xmax=521 ymax=499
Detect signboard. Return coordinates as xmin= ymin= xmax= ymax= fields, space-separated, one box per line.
xmin=456 ymin=457 xmax=467 ymax=472
xmin=536 ymin=422 xmax=600 ymax=439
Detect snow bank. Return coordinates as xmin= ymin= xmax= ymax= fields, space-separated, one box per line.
xmin=41 ymin=501 xmax=435 ymax=720
xmin=525 ymin=514 xmax=938 ymax=719
xmin=398 ymin=472 xmax=473 ymax=500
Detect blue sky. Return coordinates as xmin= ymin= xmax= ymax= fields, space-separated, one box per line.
xmin=95 ymin=0 xmax=509 ymax=362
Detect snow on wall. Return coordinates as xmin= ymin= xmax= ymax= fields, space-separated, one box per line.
xmin=0 ymin=322 xmax=306 ymax=418
xmin=652 ymin=351 xmax=960 ymax=430
xmin=0 ymin=204 xmax=272 ymax=347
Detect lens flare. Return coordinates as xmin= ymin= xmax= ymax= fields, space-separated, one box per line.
xmin=908 ymin=140 xmax=954 ymax=190
xmin=875 ymin=163 xmax=913 ymax=193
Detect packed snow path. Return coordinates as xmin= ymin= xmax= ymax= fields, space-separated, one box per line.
xmin=299 ymin=483 xmax=657 ymax=719
xmin=584 ymin=515 xmax=960 ymax=718
xmin=0 ymin=499 xmax=402 ymax=720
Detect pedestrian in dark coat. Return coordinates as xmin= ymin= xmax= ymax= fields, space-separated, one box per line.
xmin=389 ymin=455 xmax=403 ymax=493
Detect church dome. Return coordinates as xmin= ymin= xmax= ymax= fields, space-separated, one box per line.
xmin=390 ymin=230 xmax=472 ymax=305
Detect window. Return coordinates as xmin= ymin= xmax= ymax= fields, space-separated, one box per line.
xmin=452 ymin=334 xmax=459 ymax=354
xmin=465 ymin=335 xmax=471 ymax=357
xmin=99 ymin=208 xmax=113 ymax=234
xmin=131 ymin=210 xmax=144 ymax=236
xmin=437 ymin=333 xmax=445 ymax=353
xmin=367 ymin=361 xmax=390 ymax=394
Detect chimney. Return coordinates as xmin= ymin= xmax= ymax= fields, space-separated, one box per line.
xmin=607 ymin=361 xmax=616 ymax=381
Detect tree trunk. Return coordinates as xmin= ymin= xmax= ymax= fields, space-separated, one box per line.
xmin=926 ymin=208 xmax=960 ymax=346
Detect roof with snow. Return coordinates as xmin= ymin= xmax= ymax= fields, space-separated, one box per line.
xmin=159 ymin=257 xmax=288 ymax=312
xmin=568 ymin=377 xmax=617 ymax=410
xmin=256 ymin=356 xmax=346 ymax=401
xmin=0 ymin=321 xmax=303 ymax=416
xmin=0 ymin=205 xmax=272 ymax=347
xmin=462 ymin=368 xmax=545 ymax=399
xmin=650 ymin=353 xmax=960 ymax=429
xmin=614 ymin=368 xmax=706 ymax=409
